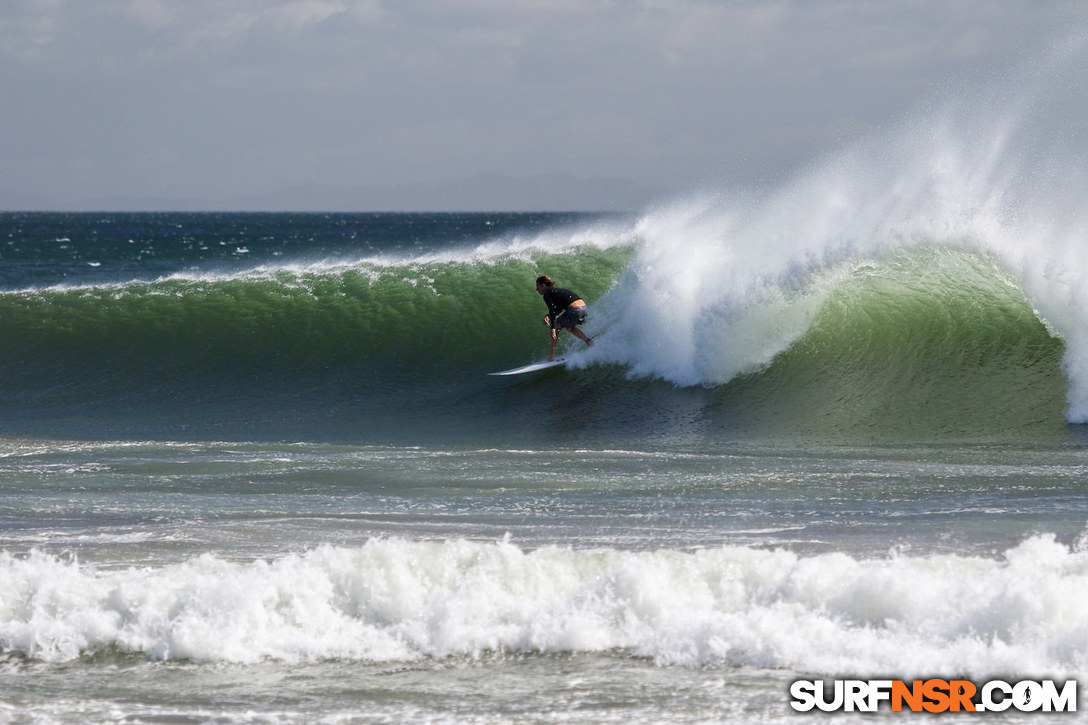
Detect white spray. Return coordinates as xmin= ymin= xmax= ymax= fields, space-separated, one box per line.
xmin=584 ymin=37 xmax=1088 ymax=421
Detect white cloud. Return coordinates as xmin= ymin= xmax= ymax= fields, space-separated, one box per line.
xmin=0 ymin=0 xmax=62 ymax=62
xmin=124 ymin=0 xmax=174 ymax=29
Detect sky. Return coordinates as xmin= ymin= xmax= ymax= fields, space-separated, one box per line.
xmin=1 ymin=0 xmax=1085 ymax=211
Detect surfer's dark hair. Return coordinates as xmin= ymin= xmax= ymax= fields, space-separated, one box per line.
xmin=536 ymin=275 xmax=554 ymax=287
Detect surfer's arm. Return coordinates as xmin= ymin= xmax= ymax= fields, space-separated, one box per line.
xmin=542 ymin=290 xmax=564 ymax=328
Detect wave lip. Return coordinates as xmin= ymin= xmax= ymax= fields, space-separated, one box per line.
xmin=3 ymin=535 xmax=1087 ymax=675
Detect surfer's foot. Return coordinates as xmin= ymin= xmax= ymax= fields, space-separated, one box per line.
xmin=585 ymin=337 xmax=593 ymax=347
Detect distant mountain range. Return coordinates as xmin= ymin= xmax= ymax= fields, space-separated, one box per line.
xmin=2 ymin=173 xmax=663 ymax=212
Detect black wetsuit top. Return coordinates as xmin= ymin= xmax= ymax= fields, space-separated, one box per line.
xmin=542 ymin=287 xmax=582 ymax=327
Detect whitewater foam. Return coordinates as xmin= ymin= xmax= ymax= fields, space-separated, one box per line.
xmin=3 ymin=535 xmax=1087 ymax=676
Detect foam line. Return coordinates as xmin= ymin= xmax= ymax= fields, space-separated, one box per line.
xmin=3 ymin=535 xmax=1087 ymax=674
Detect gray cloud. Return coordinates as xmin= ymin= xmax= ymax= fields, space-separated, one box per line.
xmin=1 ymin=0 xmax=1084 ymax=210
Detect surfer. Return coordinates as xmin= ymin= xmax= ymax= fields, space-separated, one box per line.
xmin=536 ymin=275 xmax=593 ymax=361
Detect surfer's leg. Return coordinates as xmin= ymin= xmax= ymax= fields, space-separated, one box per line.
xmin=557 ymin=307 xmax=591 ymax=346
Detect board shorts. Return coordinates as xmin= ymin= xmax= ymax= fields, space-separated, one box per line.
xmin=554 ymin=306 xmax=587 ymax=329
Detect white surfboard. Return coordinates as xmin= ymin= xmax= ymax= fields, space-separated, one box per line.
xmin=488 ymin=358 xmax=566 ymax=376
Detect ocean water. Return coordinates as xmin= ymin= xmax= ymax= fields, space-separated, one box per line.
xmin=5 ymin=43 xmax=1088 ymax=724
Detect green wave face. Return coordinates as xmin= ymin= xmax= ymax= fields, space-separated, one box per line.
xmin=0 ymin=248 xmax=625 ymax=369
xmin=0 ymin=245 xmax=638 ymax=442
xmin=0 ymin=240 xmax=1070 ymax=446
xmin=710 ymin=246 xmax=1067 ymax=442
